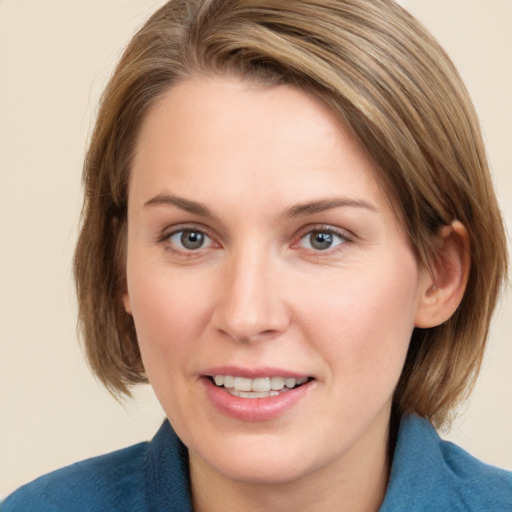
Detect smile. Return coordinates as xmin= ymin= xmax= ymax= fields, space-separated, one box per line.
xmin=211 ymin=375 xmax=310 ymax=398
xmin=202 ymin=371 xmax=315 ymax=421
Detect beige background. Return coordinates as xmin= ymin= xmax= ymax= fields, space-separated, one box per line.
xmin=1 ymin=0 xmax=511 ymax=498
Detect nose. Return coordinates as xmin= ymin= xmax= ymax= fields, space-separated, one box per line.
xmin=211 ymin=249 xmax=291 ymax=343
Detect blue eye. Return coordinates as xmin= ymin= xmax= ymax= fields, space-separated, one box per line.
xmin=299 ymin=229 xmax=345 ymax=251
xmin=168 ymin=229 xmax=212 ymax=250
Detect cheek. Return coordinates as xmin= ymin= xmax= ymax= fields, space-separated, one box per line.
xmin=296 ymin=258 xmax=420 ymax=389
xmin=126 ymin=266 xmax=213 ymax=377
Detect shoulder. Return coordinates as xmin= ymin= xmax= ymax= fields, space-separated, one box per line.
xmin=437 ymin=434 xmax=512 ymax=509
xmin=2 ymin=441 xmax=150 ymax=512
xmin=2 ymin=420 xmax=193 ymax=512
xmin=381 ymin=415 xmax=512 ymax=512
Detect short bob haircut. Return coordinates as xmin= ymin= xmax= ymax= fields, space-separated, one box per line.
xmin=74 ymin=0 xmax=507 ymax=427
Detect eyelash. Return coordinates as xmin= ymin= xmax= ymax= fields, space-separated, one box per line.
xmin=157 ymin=224 xmax=353 ymax=257
xmin=295 ymin=226 xmax=352 ymax=255
xmin=157 ymin=225 xmax=216 ymax=256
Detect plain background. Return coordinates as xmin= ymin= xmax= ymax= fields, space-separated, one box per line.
xmin=1 ymin=0 xmax=511 ymax=498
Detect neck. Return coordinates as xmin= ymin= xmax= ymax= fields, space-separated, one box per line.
xmin=190 ymin=413 xmax=391 ymax=512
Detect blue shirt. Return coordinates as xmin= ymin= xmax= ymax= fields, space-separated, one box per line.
xmin=3 ymin=415 xmax=512 ymax=511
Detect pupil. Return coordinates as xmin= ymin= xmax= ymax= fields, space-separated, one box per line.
xmin=181 ymin=230 xmax=204 ymax=249
xmin=311 ymin=231 xmax=332 ymax=250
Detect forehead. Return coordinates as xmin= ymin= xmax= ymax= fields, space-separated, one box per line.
xmin=129 ymin=76 xmax=397 ymax=220
xmin=133 ymin=76 xmax=357 ymax=165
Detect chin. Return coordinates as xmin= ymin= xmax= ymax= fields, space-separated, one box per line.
xmin=210 ymin=454 xmax=316 ymax=486
xmin=188 ymin=429 xmax=341 ymax=487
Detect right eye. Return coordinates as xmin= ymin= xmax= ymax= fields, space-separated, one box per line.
xmin=166 ymin=229 xmax=213 ymax=251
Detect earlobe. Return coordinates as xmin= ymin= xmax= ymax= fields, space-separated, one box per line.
xmin=415 ymin=221 xmax=470 ymax=328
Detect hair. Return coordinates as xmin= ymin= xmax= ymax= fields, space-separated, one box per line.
xmin=74 ymin=0 xmax=507 ymax=427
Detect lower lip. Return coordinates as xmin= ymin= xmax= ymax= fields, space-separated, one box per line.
xmin=201 ymin=377 xmax=314 ymax=422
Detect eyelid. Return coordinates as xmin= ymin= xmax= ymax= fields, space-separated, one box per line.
xmin=294 ymin=223 xmax=354 ymax=240
xmin=292 ymin=224 xmax=354 ymax=252
xmin=157 ymin=223 xmax=220 ymax=252
xmin=170 ymin=229 xmax=213 ymax=249
xmin=156 ymin=222 xmax=353 ymax=255
xmin=158 ymin=222 xmax=210 ymax=240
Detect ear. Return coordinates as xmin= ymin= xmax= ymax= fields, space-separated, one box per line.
xmin=415 ymin=221 xmax=470 ymax=328
xmin=123 ymin=292 xmax=132 ymax=315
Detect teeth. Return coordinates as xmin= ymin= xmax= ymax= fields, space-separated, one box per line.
xmin=224 ymin=375 xmax=235 ymax=388
xmin=270 ymin=376 xmax=285 ymax=390
xmin=211 ymin=375 xmax=309 ymax=395
xmin=285 ymin=378 xmax=297 ymax=389
xmin=234 ymin=377 xmax=252 ymax=392
xmin=252 ymin=377 xmax=271 ymax=392
xmin=226 ymin=389 xmax=281 ymax=399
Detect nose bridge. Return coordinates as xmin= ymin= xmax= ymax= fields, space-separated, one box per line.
xmin=213 ymin=240 xmax=288 ymax=342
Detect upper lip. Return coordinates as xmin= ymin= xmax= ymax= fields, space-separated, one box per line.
xmin=201 ymin=366 xmax=312 ymax=379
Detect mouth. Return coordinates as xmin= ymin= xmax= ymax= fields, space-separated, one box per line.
xmin=202 ymin=369 xmax=315 ymax=421
xmin=208 ymin=375 xmax=313 ymax=399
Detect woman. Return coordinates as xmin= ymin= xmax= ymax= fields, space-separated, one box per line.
xmin=4 ymin=0 xmax=511 ymax=510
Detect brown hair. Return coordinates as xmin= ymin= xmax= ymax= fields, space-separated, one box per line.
xmin=74 ymin=0 xmax=508 ymax=427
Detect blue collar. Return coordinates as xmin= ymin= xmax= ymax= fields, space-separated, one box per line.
xmin=380 ymin=415 xmax=512 ymax=511
xmin=145 ymin=415 xmax=512 ymax=511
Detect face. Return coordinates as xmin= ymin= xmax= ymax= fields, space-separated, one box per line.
xmin=124 ymin=77 xmax=431 ymax=486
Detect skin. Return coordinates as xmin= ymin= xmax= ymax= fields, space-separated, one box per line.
xmin=123 ymin=76 xmax=467 ymax=512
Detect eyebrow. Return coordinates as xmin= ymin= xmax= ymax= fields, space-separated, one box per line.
xmin=283 ymin=198 xmax=378 ymax=218
xmin=144 ymin=194 xmax=213 ymax=217
xmin=143 ymin=193 xmax=377 ymax=218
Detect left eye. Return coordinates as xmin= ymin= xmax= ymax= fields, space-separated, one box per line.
xmin=168 ymin=229 xmax=212 ymax=250
xmin=299 ymin=229 xmax=346 ymax=251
